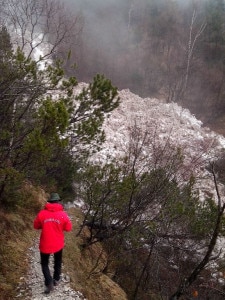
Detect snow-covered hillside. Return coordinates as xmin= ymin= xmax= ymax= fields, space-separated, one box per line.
xmin=19 ymin=21 xmax=225 ymax=202
xmin=16 ymin=17 xmax=225 ymax=203
xmin=75 ymin=83 xmax=225 ymax=203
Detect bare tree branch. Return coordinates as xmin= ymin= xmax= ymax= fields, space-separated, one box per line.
xmin=170 ymin=161 xmax=225 ymax=299
xmin=2 ymin=0 xmax=83 ymax=62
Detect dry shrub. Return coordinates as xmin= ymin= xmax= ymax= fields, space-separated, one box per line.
xmin=19 ymin=181 xmax=47 ymax=212
xmin=63 ymin=208 xmax=128 ymax=300
xmin=0 ymin=182 xmax=46 ymax=299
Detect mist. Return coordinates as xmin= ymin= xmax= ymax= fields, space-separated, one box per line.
xmin=61 ymin=0 xmax=225 ymax=128
xmin=64 ymin=0 xmax=133 ymax=60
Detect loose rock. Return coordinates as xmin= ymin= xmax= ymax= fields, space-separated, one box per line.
xmin=16 ymin=239 xmax=87 ymax=300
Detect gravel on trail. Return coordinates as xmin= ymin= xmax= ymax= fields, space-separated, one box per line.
xmin=16 ymin=238 xmax=87 ymax=300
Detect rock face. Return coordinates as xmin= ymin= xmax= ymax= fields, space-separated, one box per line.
xmin=16 ymin=238 xmax=87 ymax=300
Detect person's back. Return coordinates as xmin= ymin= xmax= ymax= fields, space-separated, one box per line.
xmin=34 ymin=193 xmax=72 ymax=294
xmin=34 ymin=202 xmax=72 ymax=253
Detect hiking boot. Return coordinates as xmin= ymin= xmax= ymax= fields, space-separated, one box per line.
xmin=44 ymin=283 xmax=54 ymax=294
xmin=53 ymin=279 xmax=60 ymax=286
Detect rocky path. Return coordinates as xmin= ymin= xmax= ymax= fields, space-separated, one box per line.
xmin=16 ymin=238 xmax=87 ymax=300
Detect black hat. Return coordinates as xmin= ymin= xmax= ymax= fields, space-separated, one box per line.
xmin=48 ymin=193 xmax=61 ymax=202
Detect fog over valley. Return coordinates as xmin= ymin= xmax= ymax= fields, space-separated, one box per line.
xmin=61 ymin=0 xmax=225 ymax=134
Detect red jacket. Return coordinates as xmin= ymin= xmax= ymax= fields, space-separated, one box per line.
xmin=34 ymin=202 xmax=72 ymax=254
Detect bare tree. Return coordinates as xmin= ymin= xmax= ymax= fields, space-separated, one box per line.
xmin=183 ymin=9 xmax=206 ymax=94
xmin=165 ymin=9 xmax=206 ymax=103
xmin=1 ymin=0 xmax=83 ymax=62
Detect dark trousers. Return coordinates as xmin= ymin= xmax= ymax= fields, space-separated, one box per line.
xmin=40 ymin=249 xmax=63 ymax=286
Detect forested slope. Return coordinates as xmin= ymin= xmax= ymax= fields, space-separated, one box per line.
xmin=1 ymin=1 xmax=225 ymax=299
xmin=63 ymin=0 xmax=225 ymax=132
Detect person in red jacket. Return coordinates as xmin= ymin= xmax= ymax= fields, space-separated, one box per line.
xmin=34 ymin=192 xmax=72 ymax=294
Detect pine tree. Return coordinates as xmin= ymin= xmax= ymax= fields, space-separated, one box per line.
xmin=0 ymin=28 xmax=120 ymax=208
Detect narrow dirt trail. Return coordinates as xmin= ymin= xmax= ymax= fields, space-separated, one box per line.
xmin=16 ymin=237 xmax=87 ymax=299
